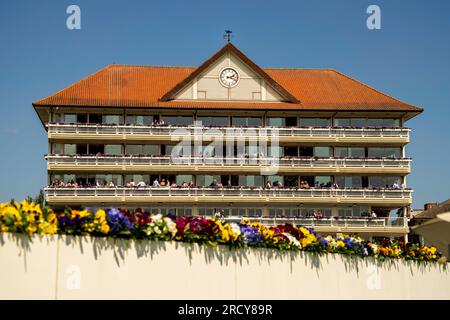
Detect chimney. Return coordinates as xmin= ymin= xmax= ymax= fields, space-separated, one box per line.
xmin=424 ymin=203 xmax=438 ymax=211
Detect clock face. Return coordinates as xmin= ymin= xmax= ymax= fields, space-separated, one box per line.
xmin=219 ymin=67 xmax=239 ymax=87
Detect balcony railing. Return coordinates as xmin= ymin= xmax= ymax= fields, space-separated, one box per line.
xmin=222 ymin=216 xmax=408 ymax=228
xmin=45 ymin=154 xmax=411 ymax=169
xmin=46 ymin=123 xmax=410 ymax=139
xmin=44 ymin=186 xmax=412 ymax=200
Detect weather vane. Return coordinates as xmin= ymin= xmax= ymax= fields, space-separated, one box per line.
xmin=223 ymin=30 xmax=233 ymax=42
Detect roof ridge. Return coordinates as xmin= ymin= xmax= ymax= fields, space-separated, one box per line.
xmin=263 ymin=67 xmax=335 ymax=70
xmin=330 ymin=69 xmax=423 ymax=111
xmin=108 ymin=64 xmax=197 ymax=69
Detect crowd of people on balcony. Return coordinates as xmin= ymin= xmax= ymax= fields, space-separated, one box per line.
xmin=49 ymin=178 xmax=406 ymax=191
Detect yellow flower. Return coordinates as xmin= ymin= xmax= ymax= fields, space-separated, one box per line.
xmin=263 ymin=229 xmax=274 ymax=240
xmin=100 ymin=223 xmax=110 ymax=234
xmin=221 ymin=229 xmax=230 ymax=242
xmin=26 ymin=224 xmax=37 ymax=234
xmin=337 ymin=240 xmax=345 ymax=248
xmin=39 ymin=222 xmax=57 ymax=235
xmin=1 ymin=225 xmax=8 ymax=232
xmin=95 ymin=209 xmax=106 ymax=223
xmin=2 ymin=205 xmax=21 ymax=221
xmin=299 ymin=227 xmax=310 ymax=236
xmin=47 ymin=213 xmax=57 ymax=224
xmin=241 ymin=218 xmax=250 ymax=225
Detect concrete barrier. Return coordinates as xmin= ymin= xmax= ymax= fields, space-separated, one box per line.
xmin=0 ymin=233 xmax=449 ymax=299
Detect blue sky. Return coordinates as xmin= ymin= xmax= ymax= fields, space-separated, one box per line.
xmin=0 ymin=0 xmax=449 ymax=208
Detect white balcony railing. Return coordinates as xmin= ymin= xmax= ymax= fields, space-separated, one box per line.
xmin=44 ymin=187 xmax=412 ymax=200
xmin=222 ymin=216 xmax=408 ymax=228
xmin=45 ymin=154 xmax=411 ymax=169
xmin=46 ymin=123 xmax=410 ymax=139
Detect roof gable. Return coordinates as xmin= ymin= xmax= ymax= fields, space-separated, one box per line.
xmin=159 ymin=43 xmax=300 ymax=103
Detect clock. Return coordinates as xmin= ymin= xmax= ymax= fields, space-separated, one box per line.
xmin=219 ymin=67 xmax=240 ymax=87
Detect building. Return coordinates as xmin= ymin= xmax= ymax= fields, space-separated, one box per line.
xmin=33 ymin=42 xmax=422 ymax=239
xmin=409 ymin=198 xmax=450 ymax=244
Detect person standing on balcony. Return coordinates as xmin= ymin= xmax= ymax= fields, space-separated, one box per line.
xmin=371 ymin=211 xmax=377 ymax=218
xmin=152 ymin=179 xmax=160 ymax=188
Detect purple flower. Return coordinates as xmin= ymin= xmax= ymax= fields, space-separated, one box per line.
xmin=240 ymin=225 xmax=262 ymax=245
xmin=106 ymin=208 xmax=134 ymax=233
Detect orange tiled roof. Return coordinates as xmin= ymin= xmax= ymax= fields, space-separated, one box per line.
xmin=33 ymin=64 xmax=421 ymax=112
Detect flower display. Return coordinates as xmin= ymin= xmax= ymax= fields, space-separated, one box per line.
xmin=0 ymin=200 xmax=445 ymax=264
xmin=0 ymin=200 xmax=57 ymax=235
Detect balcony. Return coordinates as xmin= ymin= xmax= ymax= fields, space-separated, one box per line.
xmin=223 ymin=216 xmax=408 ymax=235
xmin=44 ymin=186 xmax=412 ymax=207
xmin=46 ymin=123 xmax=410 ymax=145
xmin=46 ymin=155 xmax=411 ymax=175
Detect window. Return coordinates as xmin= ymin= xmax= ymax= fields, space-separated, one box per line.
xmin=54 ymin=113 xmax=62 ymax=123
xmin=89 ymin=144 xmax=104 ymax=155
xmin=269 ymin=146 xmax=284 ymax=157
xmin=103 ymin=115 xmax=122 ymax=124
xmin=89 ymin=114 xmax=102 ymax=124
xmin=335 ymin=147 xmax=365 ymax=157
xmin=166 ymin=144 xmax=189 ymax=157
xmin=284 ymin=176 xmax=298 ymax=187
xmin=267 ymin=175 xmax=283 ymax=185
xmin=284 ymin=147 xmax=298 ymax=157
xmin=238 ymin=175 xmax=263 ymax=187
xmin=77 ymin=114 xmax=88 ymax=123
xmin=299 ymin=118 xmax=331 ymax=127
xmin=95 ymin=174 xmax=123 ymax=186
xmin=266 ymin=117 xmax=285 ymax=127
xmin=162 ymin=116 xmax=194 ymax=126
xmin=334 ymin=118 xmax=366 ymax=127
xmin=53 ymin=143 xmax=63 ymax=154
xmin=125 ymin=145 xmax=160 ymax=155
xmin=196 ymin=175 xmax=221 ymax=187
xmin=285 ymin=117 xmax=297 ymax=127
xmin=64 ymin=144 xmax=76 ymax=155
xmin=76 ymin=144 xmax=88 ymax=155
xmin=366 ymin=118 xmax=400 ymax=127
xmin=299 ymin=147 xmax=313 ymax=157
xmin=315 ymin=176 xmax=332 ymax=187
xmin=368 ymin=147 xmax=401 ymax=158
xmin=314 ymin=147 xmax=331 ymax=157
xmin=338 ymin=207 xmax=353 ymax=217
xmin=64 ymin=114 xmax=77 ymax=123
xmin=300 ymin=176 xmax=314 ymax=188
xmin=231 ymin=117 xmax=262 ymax=127
xmin=369 ymin=176 xmax=401 ymax=188
xmin=176 ymin=175 xmax=193 ymax=185
xmin=335 ymin=176 xmax=362 ymax=188
xmin=104 ymin=145 xmax=122 ymax=155
xmin=125 ymin=174 xmax=150 ymax=184
xmin=126 ymin=115 xmax=153 ymax=125
xmin=197 ymin=116 xmax=228 ymax=127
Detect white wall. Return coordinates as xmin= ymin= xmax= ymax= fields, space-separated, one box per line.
xmin=0 ymin=233 xmax=449 ymax=300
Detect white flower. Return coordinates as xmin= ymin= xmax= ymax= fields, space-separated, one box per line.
xmin=229 ymin=223 xmax=241 ymax=236
xmin=282 ymin=232 xmax=302 ymax=249
xmin=154 ymin=226 xmax=161 ymax=234
xmin=164 ymin=217 xmax=177 ymax=237
xmin=152 ymin=214 xmax=163 ymax=223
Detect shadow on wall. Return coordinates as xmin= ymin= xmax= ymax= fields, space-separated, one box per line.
xmin=0 ymin=232 xmax=443 ymax=277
